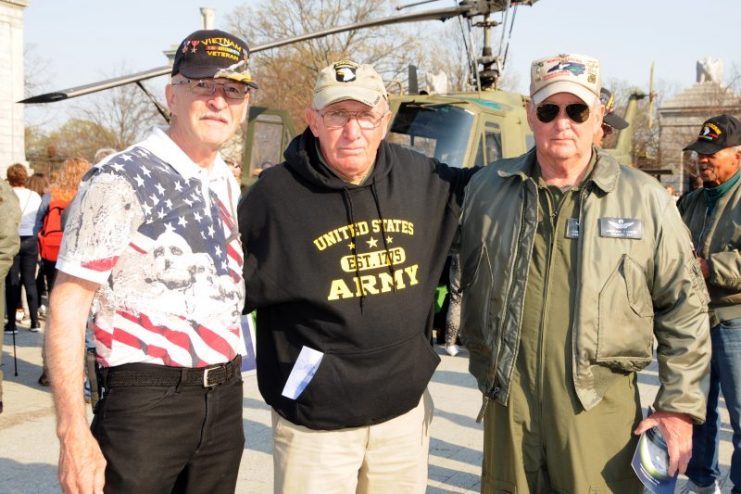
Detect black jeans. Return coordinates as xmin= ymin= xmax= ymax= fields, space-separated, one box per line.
xmin=91 ymin=369 xmax=245 ymax=493
xmin=4 ymin=236 xmax=40 ymax=330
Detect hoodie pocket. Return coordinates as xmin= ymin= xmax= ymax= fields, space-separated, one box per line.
xmin=294 ymin=332 xmax=440 ymax=429
xmin=596 ymin=254 xmax=654 ymax=371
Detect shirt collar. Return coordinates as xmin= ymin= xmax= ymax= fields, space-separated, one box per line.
xmin=139 ymin=126 xmax=231 ymax=184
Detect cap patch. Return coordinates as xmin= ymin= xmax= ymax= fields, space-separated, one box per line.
xmin=181 ymin=36 xmax=245 ymax=63
xmin=546 ymin=61 xmax=586 ymax=77
xmin=334 ymin=61 xmax=359 ymax=82
xmin=699 ymin=123 xmax=722 ymax=141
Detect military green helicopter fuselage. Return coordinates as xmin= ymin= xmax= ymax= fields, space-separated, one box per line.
xmin=386 ymin=89 xmax=533 ymax=167
xmin=242 ymin=88 xmax=533 ymax=181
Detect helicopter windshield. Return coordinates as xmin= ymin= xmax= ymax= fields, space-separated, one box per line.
xmin=387 ymin=102 xmax=474 ymax=168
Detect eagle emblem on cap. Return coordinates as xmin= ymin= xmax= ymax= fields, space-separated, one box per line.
xmin=547 ymin=61 xmax=585 ymax=77
xmin=334 ymin=61 xmax=358 ymax=82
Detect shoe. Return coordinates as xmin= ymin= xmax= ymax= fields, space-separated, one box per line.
xmin=29 ymin=326 xmax=41 ymax=333
xmin=4 ymin=328 xmax=18 ymax=335
xmin=445 ymin=344 xmax=461 ymax=357
xmin=679 ymin=480 xmax=721 ymax=494
xmin=15 ymin=309 xmax=24 ymax=322
xmin=38 ymin=371 xmax=50 ymax=387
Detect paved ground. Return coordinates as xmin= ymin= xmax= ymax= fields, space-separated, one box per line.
xmin=0 ymin=325 xmax=733 ymax=493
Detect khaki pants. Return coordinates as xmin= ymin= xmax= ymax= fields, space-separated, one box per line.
xmin=272 ymin=389 xmax=433 ymax=494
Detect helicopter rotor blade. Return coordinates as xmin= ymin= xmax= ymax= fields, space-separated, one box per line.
xmin=20 ymin=0 xmax=537 ymax=104
xmin=19 ymin=65 xmax=171 ymax=104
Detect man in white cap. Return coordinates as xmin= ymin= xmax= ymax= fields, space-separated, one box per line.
xmin=459 ymin=53 xmax=711 ymax=493
xmin=239 ymin=59 xmax=476 ymax=494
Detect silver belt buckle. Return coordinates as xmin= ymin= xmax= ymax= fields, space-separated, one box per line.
xmin=202 ymin=364 xmax=224 ymax=388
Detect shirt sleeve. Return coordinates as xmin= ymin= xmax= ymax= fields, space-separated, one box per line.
xmin=56 ymin=174 xmax=144 ymax=285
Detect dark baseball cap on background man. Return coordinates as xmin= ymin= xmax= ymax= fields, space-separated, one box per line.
xmin=684 ymin=114 xmax=741 ymax=155
xmin=600 ymin=88 xmax=628 ymax=130
xmin=172 ymin=29 xmax=258 ymax=88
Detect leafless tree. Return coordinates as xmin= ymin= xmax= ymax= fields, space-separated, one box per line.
xmin=74 ymin=66 xmax=164 ymax=151
xmin=227 ymin=0 xmax=470 ymax=129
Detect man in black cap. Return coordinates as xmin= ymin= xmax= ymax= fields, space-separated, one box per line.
xmin=46 ymin=29 xmax=254 ymax=494
xmin=594 ymin=88 xmax=629 ymax=147
xmin=679 ymin=114 xmax=741 ymax=494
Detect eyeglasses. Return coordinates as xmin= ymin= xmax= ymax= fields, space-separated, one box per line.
xmin=536 ymin=103 xmax=590 ymax=124
xmin=172 ymin=78 xmax=251 ymax=100
xmin=317 ymin=110 xmax=387 ymax=130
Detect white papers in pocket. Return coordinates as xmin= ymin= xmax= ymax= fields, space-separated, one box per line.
xmin=281 ymin=346 xmax=324 ymax=400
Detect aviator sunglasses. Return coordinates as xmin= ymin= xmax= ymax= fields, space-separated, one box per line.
xmin=536 ymin=103 xmax=590 ymax=124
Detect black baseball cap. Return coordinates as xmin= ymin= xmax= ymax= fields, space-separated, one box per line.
xmin=684 ymin=114 xmax=741 ymax=155
xmin=600 ymin=88 xmax=628 ymax=130
xmin=171 ymin=29 xmax=258 ymax=88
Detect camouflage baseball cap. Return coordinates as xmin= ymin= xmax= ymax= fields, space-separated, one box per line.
xmin=530 ymin=54 xmax=601 ymax=105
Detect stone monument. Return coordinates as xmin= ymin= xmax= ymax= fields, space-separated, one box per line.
xmin=0 ymin=0 xmax=29 ymax=177
xmin=659 ymin=58 xmax=741 ymax=192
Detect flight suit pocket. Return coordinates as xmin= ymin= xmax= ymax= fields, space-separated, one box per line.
xmin=596 ymin=254 xmax=654 ymax=371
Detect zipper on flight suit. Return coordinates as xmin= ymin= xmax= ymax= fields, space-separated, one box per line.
xmin=535 ymin=186 xmax=561 ymax=420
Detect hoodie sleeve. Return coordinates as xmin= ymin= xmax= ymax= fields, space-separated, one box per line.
xmin=238 ymin=177 xmax=292 ymax=314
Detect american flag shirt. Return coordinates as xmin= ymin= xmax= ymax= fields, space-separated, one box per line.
xmin=57 ymin=128 xmax=245 ymax=368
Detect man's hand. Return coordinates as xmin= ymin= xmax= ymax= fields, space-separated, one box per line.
xmin=58 ymin=423 xmax=106 ymax=494
xmin=46 ymin=272 xmax=103 ymax=493
xmin=634 ymin=411 xmax=693 ymax=477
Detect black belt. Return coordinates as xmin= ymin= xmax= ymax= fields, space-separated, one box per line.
xmin=103 ymin=355 xmax=241 ymax=388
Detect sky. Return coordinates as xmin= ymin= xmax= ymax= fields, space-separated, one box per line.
xmin=22 ymin=0 xmax=741 ymax=128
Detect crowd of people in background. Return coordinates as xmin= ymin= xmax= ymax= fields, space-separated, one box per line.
xmin=2 ymin=157 xmax=92 ymax=397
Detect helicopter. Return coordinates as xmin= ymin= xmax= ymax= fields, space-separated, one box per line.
xmin=21 ymin=0 xmax=641 ymax=180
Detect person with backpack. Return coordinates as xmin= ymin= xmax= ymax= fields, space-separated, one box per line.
xmin=34 ymin=157 xmax=90 ymax=386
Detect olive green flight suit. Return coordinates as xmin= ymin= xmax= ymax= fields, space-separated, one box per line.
xmin=482 ymin=165 xmax=643 ymax=493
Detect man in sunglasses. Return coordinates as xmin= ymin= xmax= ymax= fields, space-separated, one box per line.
xmin=459 ymin=53 xmax=710 ymax=493
xmin=238 ymin=60 xmax=476 ymax=494
xmin=46 ymin=29 xmax=253 ymax=493
xmin=679 ymin=114 xmax=741 ymax=494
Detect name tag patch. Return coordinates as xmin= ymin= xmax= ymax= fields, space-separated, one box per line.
xmin=565 ymin=218 xmax=580 ymax=239
xmin=599 ymin=217 xmax=642 ymax=239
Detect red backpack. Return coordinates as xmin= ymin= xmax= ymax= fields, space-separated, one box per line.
xmin=38 ymin=197 xmax=70 ymax=262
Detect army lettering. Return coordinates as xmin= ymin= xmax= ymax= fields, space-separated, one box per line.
xmin=328 ymin=265 xmax=419 ymax=300
xmin=340 ymin=247 xmax=405 ymax=272
xmin=313 ymin=218 xmax=413 ymax=251
xmin=313 ymin=218 xmax=419 ymax=301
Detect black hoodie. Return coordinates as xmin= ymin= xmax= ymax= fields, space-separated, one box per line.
xmin=240 ymin=128 xmax=476 ymax=430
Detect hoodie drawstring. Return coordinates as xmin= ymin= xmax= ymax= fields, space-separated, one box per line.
xmin=341 ymin=188 xmax=365 ymax=312
xmin=370 ymin=180 xmax=396 ymax=284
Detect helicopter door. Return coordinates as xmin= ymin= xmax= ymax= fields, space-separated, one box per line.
xmin=473 ymin=122 xmax=503 ymax=166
